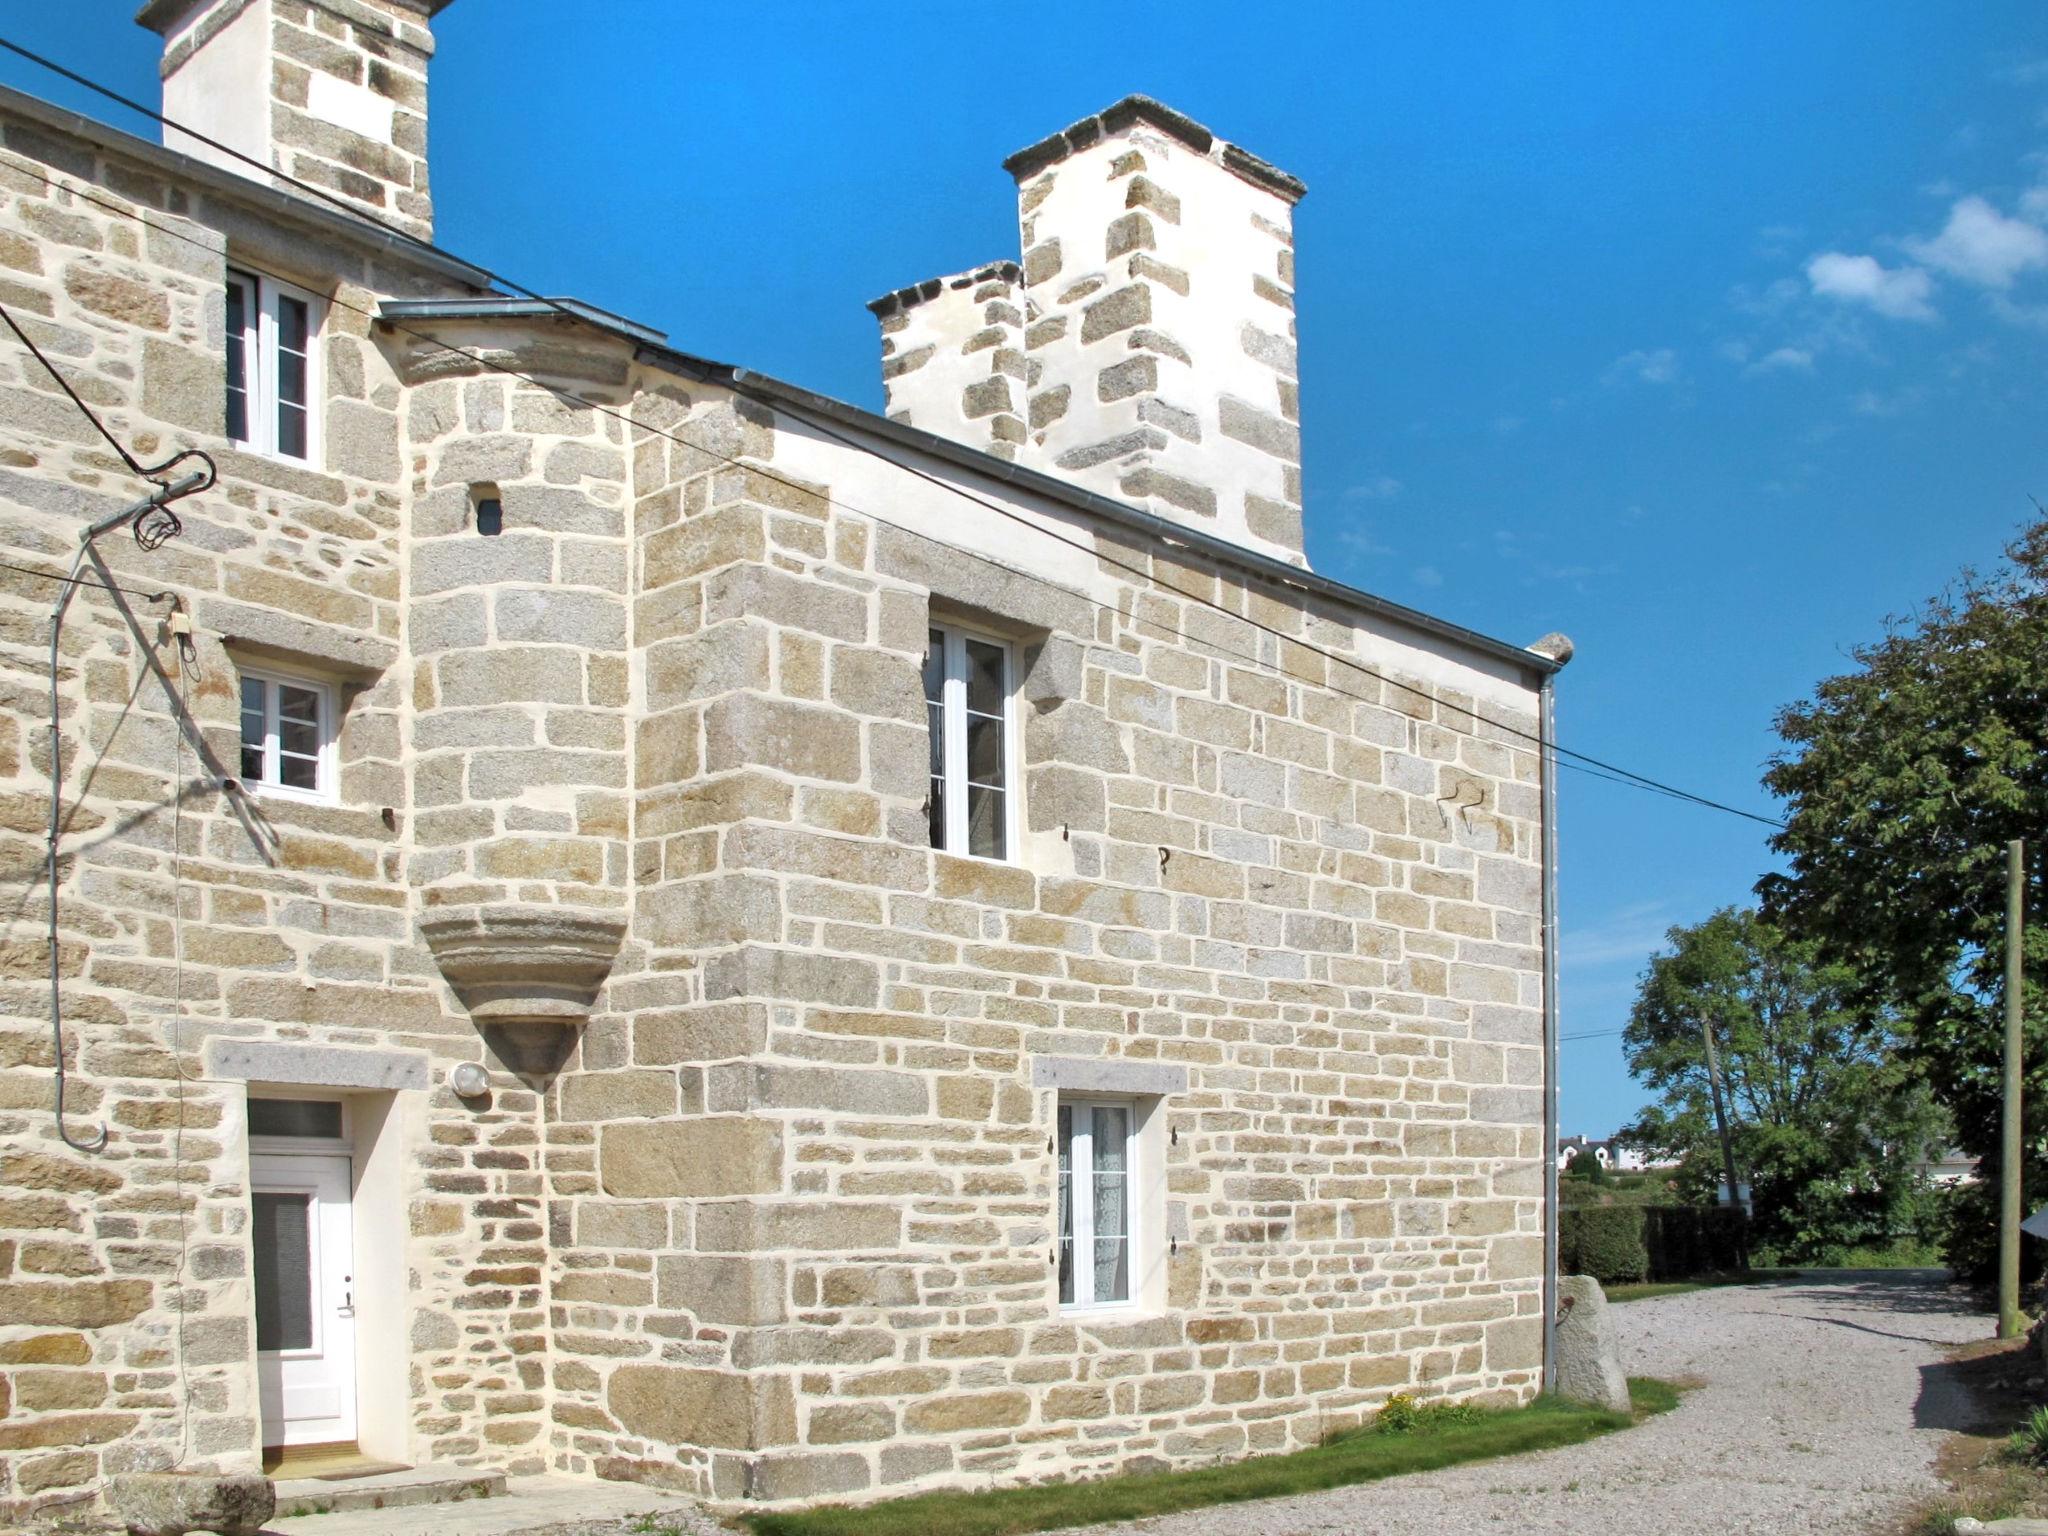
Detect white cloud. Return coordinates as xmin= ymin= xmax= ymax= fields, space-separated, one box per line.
xmin=1564 ymin=900 xmax=1677 ymax=968
xmin=1851 ymin=385 xmax=1926 ymax=417
xmin=1334 ymin=523 xmax=1394 ymax=558
xmin=1410 ymin=564 xmax=1443 ymax=588
xmin=1805 ymin=251 xmax=1937 ymax=321
xmin=1903 ymin=195 xmax=2048 ymax=288
xmin=1603 ymin=347 xmax=1680 ymax=386
xmin=1746 ymin=346 xmax=1814 ymax=375
xmin=1342 ymin=475 xmax=1403 ymax=501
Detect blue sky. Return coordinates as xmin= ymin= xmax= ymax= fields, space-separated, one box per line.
xmin=7 ymin=2 xmax=2047 ymax=1135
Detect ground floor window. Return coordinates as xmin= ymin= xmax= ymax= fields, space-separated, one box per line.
xmin=1058 ymin=1097 xmax=1134 ymax=1309
xmin=237 ymin=667 xmax=336 ymax=802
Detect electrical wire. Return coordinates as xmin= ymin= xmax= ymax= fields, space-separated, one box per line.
xmin=0 ymin=554 xmax=175 ymax=602
xmin=0 ymin=51 xmax=1784 ymax=830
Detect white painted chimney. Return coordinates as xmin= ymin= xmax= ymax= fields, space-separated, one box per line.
xmin=135 ymin=0 xmax=454 ymax=240
xmin=869 ymin=97 xmax=1309 ymax=564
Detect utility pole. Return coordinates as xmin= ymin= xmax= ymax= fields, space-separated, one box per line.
xmin=2000 ymin=837 xmax=2026 ymax=1339
xmin=1700 ymin=1018 xmax=1742 ymax=1214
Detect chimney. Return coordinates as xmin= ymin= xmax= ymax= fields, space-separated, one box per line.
xmin=867 ymin=98 xmax=1308 ymax=564
xmin=868 ymin=262 xmax=1027 ymax=462
xmin=136 ymin=0 xmax=454 ymax=241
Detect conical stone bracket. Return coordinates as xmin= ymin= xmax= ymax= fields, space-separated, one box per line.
xmin=420 ymin=904 xmax=626 ymax=1027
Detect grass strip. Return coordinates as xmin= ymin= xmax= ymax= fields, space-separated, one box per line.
xmin=741 ymin=1377 xmax=1679 ymax=1536
xmin=1605 ymin=1270 xmax=1800 ymax=1304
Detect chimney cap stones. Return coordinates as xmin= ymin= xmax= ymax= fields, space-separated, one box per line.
xmin=1002 ymin=94 xmax=1307 ymax=206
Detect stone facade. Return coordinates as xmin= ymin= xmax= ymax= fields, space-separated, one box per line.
xmin=0 ymin=10 xmax=1563 ymax=1524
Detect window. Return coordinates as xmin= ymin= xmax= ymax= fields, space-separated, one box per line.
xmin=925 ymin=623 xmax=1015 ymax=860
xmin=226 ymin=269 xmax=319 ymax=461
xmin=238 ymin=668 xmax=337 ymax=802
xmin=1058 ymin=1098 xmax=1134 ymax=1309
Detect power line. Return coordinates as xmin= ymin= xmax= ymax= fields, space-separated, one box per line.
xmin=773 ymin=396 xmax=1788 ymax=829
xmin=0 ymin=48 xmax=1786 ymax=830
xmin=0 ymin=554 xmax=176 ymax=603
xmin=3 ymin=168 xmax=1735 ymax=827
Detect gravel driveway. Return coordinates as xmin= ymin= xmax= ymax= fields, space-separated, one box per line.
xmin=1096 ymin=1270 xmax=1990 ymax=1536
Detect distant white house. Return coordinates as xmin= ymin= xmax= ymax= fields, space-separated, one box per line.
xmin=1559 ymin=1135 xmax=1675 ymax=1173
xmin=1558 ymin=1135 xmax=1613 ymax=1171
xmin=1914 ymin=1148 xmax=1979 ymax=1187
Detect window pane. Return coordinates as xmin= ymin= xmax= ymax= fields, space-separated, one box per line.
xmin=277 ymin=346 xmax=307 ymax=410
xmin=967 ymin=784 xmax=1004 ymax=860
xmin=966 ymin=716 xmax=1004 ymax=786
xmin=277 ymin=752 xmax=319 ymax=792
xmin=964 ymin=637 xmax=1003 ymax=715
xmin=1057 ymin=1104 xmax=1074 ymax=1306
xmin=276 ymin=295 xmax=309 ymax=363
xmin=927 ymin=702 xmax=945 ymax=778
xmin=279 ymin=721 xmax=319 ymax=764
xmin=225 ymin=279 xmax=249 ymax=443
xmin=928 ymin=776 xmax=946 ymax=852
xmin=276 ymin=294 xmax=310 ymax=459
xmin=249 ymin=1098 xmax=343 ymax=1138
xmin=239 ymin=676 xmax=266 ymax=782
xmin=1093 ymin=1106 xmax=1130 ymax=1304
xmin=276 ymin=401 xmax=308 ymax=460
xmin=252 ymin=1192 xmax=313 ymax=1352
xmin=923 ymin=630 xmax=946 ymax=704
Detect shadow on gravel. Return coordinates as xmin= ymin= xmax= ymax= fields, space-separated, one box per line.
xmin=1914 ymin=1334 xmax=2035 ymax=1435
xmin=1730 ymin=1269 xmax=1978 ymax=1332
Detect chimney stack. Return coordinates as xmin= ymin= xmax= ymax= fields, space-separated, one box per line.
xmin=868 ymin=98 xmax=1309 ymax=564
xmin=136 ymin=0 xmax=454 ymax=241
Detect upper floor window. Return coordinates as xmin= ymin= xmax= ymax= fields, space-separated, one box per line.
xmin=226 ymin=269 xmax=319 ymax=461
xmin=238 ymin=667 xmax=337 ymax=803
xmin=924 ymin=623 xmax=1015 ymax=861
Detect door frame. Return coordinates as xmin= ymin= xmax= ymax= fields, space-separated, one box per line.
xmin=250 ymin=1144 xmax=357 ymax=1451
xmin=239 ymin=1084 xmax=413 ymax=1466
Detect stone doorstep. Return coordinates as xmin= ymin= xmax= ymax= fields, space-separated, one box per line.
xmin=271 ymin=1464 xmax=507 ymax=1519
xmin=267 ymin=1475 xmax=709 ymax=1536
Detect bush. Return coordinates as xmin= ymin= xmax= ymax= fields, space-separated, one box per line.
xmin=1560 ymin=1205 xmax=1649 ymax=1284
xmin=1560 ymin=1204 xmax=1750 ymax=1284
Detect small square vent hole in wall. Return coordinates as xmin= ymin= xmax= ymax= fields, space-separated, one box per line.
xmin=471 ymin=483 xmax=502 ymax=536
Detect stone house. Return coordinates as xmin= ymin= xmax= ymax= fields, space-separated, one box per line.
xmin=0 ymin=0 xmax=1570 ymax=1521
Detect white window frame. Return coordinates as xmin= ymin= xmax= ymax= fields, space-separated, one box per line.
xmin=926 ymin=621 xmax=1020 ymax=864
xmin=1057 ymin=1094 xmax=1140 ymax=1314
xmin=237 ymin=666 xmax=339 ymax=805
xmin=226 ymin=268 xmax=322 ymax=463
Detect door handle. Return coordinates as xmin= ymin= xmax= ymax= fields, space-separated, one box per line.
xmin=338 ymin=1275 xmax=354 ymax=1318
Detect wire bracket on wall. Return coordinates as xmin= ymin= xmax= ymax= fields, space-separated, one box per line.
xmin=44 ymin=463 xmax=214 ymax=1155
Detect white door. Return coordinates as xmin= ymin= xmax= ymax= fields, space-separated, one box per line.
xmin=252 ymin=1152 xmax=357 ymax=1448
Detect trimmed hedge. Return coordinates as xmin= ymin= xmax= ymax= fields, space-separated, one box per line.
xmin=1560 ymin=1204 xmax=1748 ymax=1285
xmin=1559 ymin=1204 xmax=1649 ymax=1284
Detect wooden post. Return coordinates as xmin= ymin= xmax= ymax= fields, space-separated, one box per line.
xmin=2000 ymin=837 xmax=2026 ymax=1339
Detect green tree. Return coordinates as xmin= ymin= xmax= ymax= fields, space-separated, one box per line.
xmin=1621 ymin=908 xmax=1943 ymax=1263
xmin=1760 ymin=517 xmax=2048 ymax=1279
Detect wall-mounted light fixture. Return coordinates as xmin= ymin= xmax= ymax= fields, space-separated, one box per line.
xmin=450 ymin=1061 xmax=490 ymax=1098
